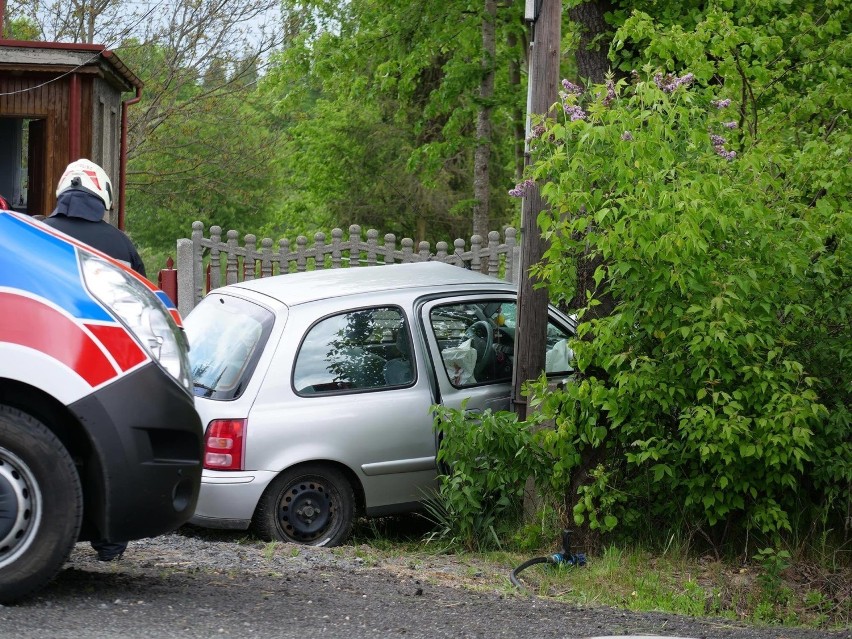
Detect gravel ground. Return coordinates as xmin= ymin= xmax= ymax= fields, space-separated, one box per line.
xmin=1 ymin=528 xmax=848 ymax=639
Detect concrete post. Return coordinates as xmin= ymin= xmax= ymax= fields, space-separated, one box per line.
xmin=176 ymin=238 xmax=194 ymax=318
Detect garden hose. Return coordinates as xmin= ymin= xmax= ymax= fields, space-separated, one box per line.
xmin=509 ymin=530 xmax=587 ymax=590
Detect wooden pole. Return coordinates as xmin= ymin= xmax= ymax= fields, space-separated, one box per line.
xmin=511 ymin=0 xmax=561 ymax=420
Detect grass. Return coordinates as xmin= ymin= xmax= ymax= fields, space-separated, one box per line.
xmin=178 ymin=518 xmax=850 ymax=629
xmin=345 ymin=515 xmax=851 ymax=630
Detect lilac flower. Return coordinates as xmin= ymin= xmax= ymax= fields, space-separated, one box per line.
xmin=710 ymin=131 xmax=737 ymax=162
xmin=563 ymin=104 xmax=587 ymax=121
xmin=527 ymin=124 xmax=546 ymax=141
xmin=711 ymin=98 xmax=731 ymax=108
xmin=722 ymin=120 xmax=738 ymax=129
xmin=561 ymin=79 xmax=584 ymax=95
xmin=621 ymin=131 xmax=633 ymax=141
xmin=603 ymin=80 xmax=616 ymax=107
xmin=654 ymin=72 xmax=695 ymax=93
xmin=508 ymin=179 xmax=536 ymax=198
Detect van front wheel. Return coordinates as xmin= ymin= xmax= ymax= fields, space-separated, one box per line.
xmin=0 ymin=405 xmax=83 ymax=604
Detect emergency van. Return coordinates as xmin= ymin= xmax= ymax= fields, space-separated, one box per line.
xmin=0 ymin=211 xmax=203 ymax=603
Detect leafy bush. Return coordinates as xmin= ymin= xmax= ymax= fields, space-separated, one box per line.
xmin=522 ymin=61 xmax=849 ymax=549
xmin=428 ymin=403 xmax=550 ymax=550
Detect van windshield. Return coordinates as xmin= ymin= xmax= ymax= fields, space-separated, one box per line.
xmin=184 ymin=294 xmax=276 ymax=400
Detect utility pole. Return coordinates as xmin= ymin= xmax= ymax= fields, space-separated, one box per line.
xmin=511 ymin=0 xmax=561 ymax=420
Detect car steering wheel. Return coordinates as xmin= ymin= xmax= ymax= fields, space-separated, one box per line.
xmin=465 ymin=320 xmax=495 ymax=380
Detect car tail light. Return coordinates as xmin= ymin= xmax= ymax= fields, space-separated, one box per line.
xmin=203 ymin=419 xmax=246 ymax=470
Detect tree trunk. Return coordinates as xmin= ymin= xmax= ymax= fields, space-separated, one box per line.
xmin=508 ymin=31 xmax=525 ymax=182
xmin=567 ymin=0 xmax=613 ymax=83
xmin=472 ymin=0 xmax=496 ymax=240
xmin=564 ymin=1 xmax=617 ymax=548
xmin=566 ymin=1 xmax=617 ymax=319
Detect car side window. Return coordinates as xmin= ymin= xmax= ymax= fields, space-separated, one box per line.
xmin=498 ymin=305 xmax=574 ymax=375
xmin=293 ymin=306 xmax=413 ymax=395
xmin=429 ymin=301 xmax=516 ymax=387
xmin=430 ymin=301 xmax=573 ymax=388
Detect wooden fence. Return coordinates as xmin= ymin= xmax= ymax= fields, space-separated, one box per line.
xmin=174 ymin=222 xmax=520 ymax=317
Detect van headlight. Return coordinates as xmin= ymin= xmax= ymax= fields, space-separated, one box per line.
xmin=80 ymin=252 xmax=193 ymax=395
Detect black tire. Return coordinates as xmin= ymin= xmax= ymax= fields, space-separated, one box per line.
xmin=0 ymin=405 xmax=83 ymax=604
xmin=252 ymin=464 xmax=354 ymax=547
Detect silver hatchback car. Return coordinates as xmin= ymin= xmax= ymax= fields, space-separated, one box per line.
xmin=184 ymin=262 xmax=574 ymax=546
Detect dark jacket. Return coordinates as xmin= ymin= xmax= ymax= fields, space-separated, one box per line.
xmin=45 ymin=191 xmax=146 ymax=277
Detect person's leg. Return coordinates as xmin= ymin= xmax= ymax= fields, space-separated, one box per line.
xmin=90 ymin=540 xmax=127 ymax=561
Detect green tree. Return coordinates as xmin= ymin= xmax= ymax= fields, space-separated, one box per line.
xmin=260 ymin=0 xmax=528 ymax=241
xmin=1 ymin=15 xmax=39 ymax=39
xmin=123 ymin=52 xmax=281 ymax=252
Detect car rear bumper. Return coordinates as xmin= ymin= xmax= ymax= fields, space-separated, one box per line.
xmin=188 ymin=469 xmax=277 ymax=529
xmin=68 ymin=362 xmax=203 ymax=541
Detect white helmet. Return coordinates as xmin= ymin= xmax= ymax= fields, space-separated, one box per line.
xmin=56 ymin=159 xmax=113 ymax=211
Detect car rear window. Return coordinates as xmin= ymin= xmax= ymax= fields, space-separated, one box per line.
xmin=184 ymin=294 xmax=276 ymax=400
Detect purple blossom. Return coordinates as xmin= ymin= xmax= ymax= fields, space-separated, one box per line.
xmin=621 ymin=131 xmax=633 ymax=141
xmin=722 ymin=120 xmax=738 ymax=129
xmin=710 ymin=131 xmax=737 ymax=162
xmin=508 ymin=179 xmax=536 ymax=198
xmin=711 ymin=98 xmax=732 ymax=109
xmin=561 ymin=79 xmax=584 ymax=95
xmin=563 ymin=104 xmax=587 ymax=121
xmin=654 ymin=72 xmax=695 ymax=93
xmin=603 ymin=80 xmax=616 ymax=107
xmin=527 ymin=124 xmax=546 ymax=140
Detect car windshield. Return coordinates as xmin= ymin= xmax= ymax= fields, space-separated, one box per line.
xmin=184 ymin=294 xmax=276 ymax=400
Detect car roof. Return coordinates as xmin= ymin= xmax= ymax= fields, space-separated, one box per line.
xmin=228 ymin=261 xmax=516 ymax=306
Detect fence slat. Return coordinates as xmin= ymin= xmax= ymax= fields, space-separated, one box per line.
xmin=225 ymin=230 xmax=239 ymax=285
xmin=261 ymin=237 xmax=273 ymax=278
xmin=243 ymin=234 xmax=257 ymax=281
xmin=313 ymin=232 xmax=326 ymax=270
xmin=295 ymin=236 xmax=308 ymax=272
xmin=331 ymin=228 xmax=343 ymax=269
xmin=348 ymin=225 xmax=361 ymax=267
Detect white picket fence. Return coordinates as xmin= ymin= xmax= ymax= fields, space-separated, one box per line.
xmin=174 ymin=222 xmax=521 ymax=317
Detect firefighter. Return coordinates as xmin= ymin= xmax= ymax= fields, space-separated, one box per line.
xmin=45 ymin=158 xmax=146 ymax=277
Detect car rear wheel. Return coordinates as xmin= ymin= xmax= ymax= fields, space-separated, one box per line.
xmin=253 ymin=464 xmax=355 ymax=547
xmin=0 ymin=405 xmax=83 ymax=604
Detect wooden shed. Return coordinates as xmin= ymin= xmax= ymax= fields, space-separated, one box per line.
xmin=0 ymin=40 xmax=142 ymax=228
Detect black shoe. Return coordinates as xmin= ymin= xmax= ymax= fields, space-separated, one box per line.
xmin=92 ymin=540 xmax=127 ymax=561
xmin=97 ymin=550 xmax=124 ymax=562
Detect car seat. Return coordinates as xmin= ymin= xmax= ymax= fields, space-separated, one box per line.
xmin=383 ymin=329 xmax=414 ymax=385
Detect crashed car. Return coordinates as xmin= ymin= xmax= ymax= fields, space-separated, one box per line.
xmin=185 ymin=262 xmax=574 ymax=546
